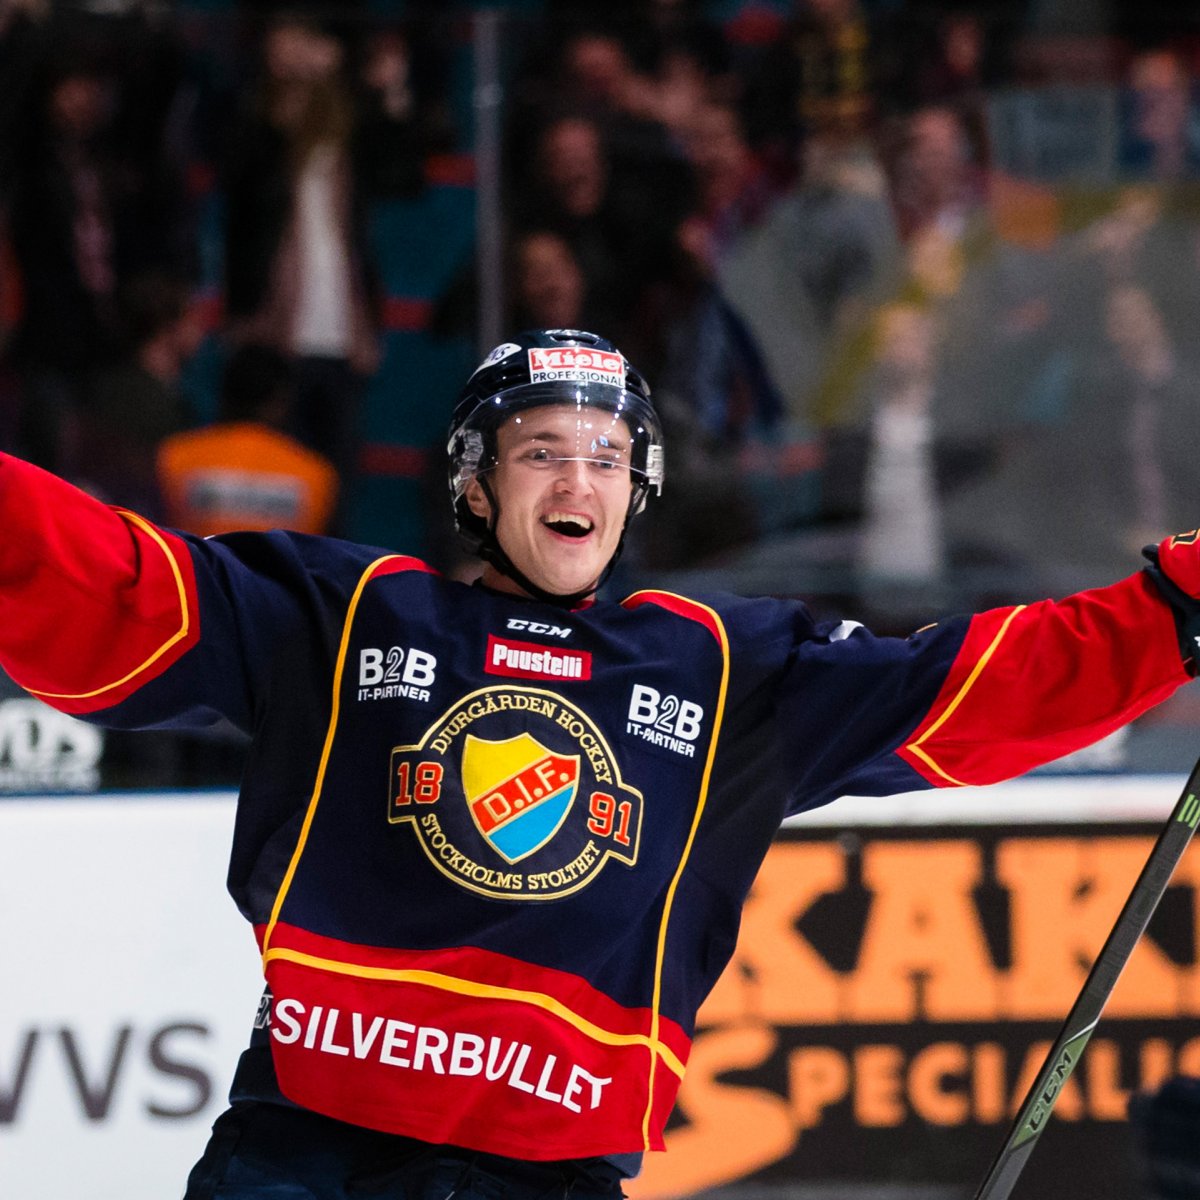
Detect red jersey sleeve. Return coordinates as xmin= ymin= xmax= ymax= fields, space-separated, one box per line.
xmin=0 ymin=454 xmax=201 ymax=714
xmin=897 ymin=571 xmax=1189 ymax=787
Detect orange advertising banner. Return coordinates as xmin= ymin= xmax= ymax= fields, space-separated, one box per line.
xmin=630 ymin=822 xmax=1200 ymax=1200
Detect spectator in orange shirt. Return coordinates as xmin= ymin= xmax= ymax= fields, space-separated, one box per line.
xmin=157 ymin=343 xmax=338 ymax=537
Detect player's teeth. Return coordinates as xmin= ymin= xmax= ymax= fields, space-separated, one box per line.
xmin=545 ymin=513 xmax=592 ymax=530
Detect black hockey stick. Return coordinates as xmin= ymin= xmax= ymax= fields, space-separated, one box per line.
xmin=972 ymin=762 xmax=1200 ymax=1200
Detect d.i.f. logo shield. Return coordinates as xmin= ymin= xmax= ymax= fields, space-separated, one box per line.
xmin=462 ymin=732 xmax=579 ymax=862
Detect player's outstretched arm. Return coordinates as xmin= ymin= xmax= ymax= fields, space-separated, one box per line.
xmin=0 ymin=453 xmax=206 ymax=719
xmin=769 ymin=537 xmax=1200 ymax=810
xmin=892 ymin=562 xmax=1190 ymax=789
xmin=0 ymin=452 xmax=368 ymax=733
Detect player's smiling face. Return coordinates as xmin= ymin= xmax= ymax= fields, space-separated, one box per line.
xmin=467 ymin=404 xmax=634 ymax=599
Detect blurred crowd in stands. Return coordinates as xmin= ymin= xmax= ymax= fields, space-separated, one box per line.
xmin=0 ymin=0 xmax=453 ymax=540
xmin=6 ymin=0 xmax=1200 ymax=782
xmin=6 ymin=8 xmax=1200 ymax=1182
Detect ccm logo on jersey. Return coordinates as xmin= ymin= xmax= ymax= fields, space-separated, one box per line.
xmin=626 ymin=684 xmax=703 ymax=757
xmin=506 ymin=618 xmax=572 ymax=639
xmin=486 ymin=636 xmax=592 ymax=681
xmin=358 ymin=646 xmax=437 ymax=702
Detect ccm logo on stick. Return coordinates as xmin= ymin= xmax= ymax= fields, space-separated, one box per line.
xmin=486 ymin=636 xmax=592 ymax=681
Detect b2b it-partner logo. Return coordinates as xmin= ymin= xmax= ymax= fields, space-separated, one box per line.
xmin=387 ymin=686 xmax=642 ymax=900
xmin=357 ymin=644 xmax=436 ymax=703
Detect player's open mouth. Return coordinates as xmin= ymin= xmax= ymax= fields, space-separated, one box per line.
xmin=542 ymin=512 xmax=593 ymax=539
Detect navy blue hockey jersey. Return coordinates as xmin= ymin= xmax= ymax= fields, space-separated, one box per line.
xmin=0 ymin=452 xmax=1193 ymax=1160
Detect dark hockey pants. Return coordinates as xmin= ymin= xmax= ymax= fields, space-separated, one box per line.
xmin=183 ymin=1102 xmax=627 ymax=1200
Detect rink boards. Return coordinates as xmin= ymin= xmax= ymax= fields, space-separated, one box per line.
xmin=1 ymin=780 xmax=1197 ymax=1200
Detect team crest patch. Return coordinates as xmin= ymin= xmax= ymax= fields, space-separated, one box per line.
xmin=388 ymin=686 xmax=641 ymax=900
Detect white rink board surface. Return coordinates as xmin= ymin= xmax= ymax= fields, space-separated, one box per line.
xmin=0 ymin=778 xmax=1188 ymax=1200
xmin=0 ymin=794 xmax=261 ymax=1200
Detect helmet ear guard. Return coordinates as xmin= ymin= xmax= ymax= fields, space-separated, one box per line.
xmin=446 ymin=329 xmax=665 ymax=601
xmin=633 ymin=443 xmax=665 ymax=514
xmin=447 ymin=426 xmax=494 ymax=559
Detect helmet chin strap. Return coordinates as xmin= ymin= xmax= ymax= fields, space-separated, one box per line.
xmin=477 ymin=476 xmax=642 ymax=609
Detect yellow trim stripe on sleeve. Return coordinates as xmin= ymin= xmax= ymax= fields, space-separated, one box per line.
xmin=635 ymin=593 xmax=731 ymax=1148
xmin=262 ymin=946 xmax=686 ymax=1079
xmin=261 ymin=555 xmax=401 ymax=957
xmin=29 ymin=512 xmax=192 ymax=701
xmin=903 ymin=604 xmax=1027 ymax=787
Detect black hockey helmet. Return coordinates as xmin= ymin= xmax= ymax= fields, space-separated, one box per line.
xmin=447 ymin=328 xmax=665 ymax=602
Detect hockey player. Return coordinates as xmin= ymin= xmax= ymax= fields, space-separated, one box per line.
xmin=3 ymin=328 xmax=1200 ymax=1198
